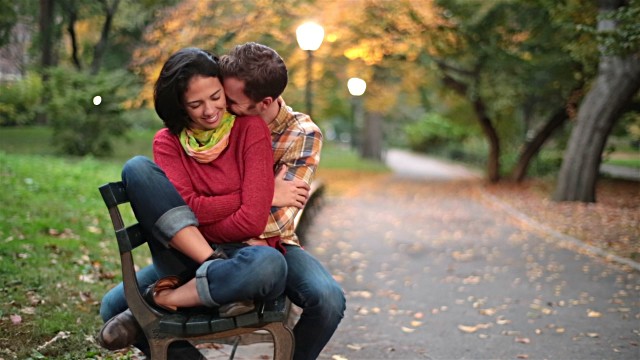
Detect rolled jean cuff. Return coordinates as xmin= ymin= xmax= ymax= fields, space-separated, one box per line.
xmin=196 ymin=260 xmax=220 ymax=307
xmin=152 ymin=205 xmax=199 ymax=248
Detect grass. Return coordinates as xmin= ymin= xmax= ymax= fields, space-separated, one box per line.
xmin=604 ymin=158 xmax=640 ymax=169
xmin=0 ymin=126 xmax=387 ymax=359
xmin=0 ymin=153 xmax=126 ymax=359
xmin=0 ymin=125 xmax=158 ymax=164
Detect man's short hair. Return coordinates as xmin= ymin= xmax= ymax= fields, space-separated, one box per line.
xmin=220 ymin=42 xmax=288 ymax=102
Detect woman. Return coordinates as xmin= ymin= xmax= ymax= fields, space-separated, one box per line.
xmin=122 ymin=47 xmax=286 ymax=315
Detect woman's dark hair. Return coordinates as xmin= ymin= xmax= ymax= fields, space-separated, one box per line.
xmin=154 ymin=47 xmax=220 ymax=135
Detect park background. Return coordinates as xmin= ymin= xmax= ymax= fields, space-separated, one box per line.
xmin=0 ymin=0 xmax=638 ymax=359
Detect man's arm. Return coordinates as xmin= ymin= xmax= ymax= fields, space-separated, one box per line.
xmin=273 ymin=165 xmax=310 ymax=208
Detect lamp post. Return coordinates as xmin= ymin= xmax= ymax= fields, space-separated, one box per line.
xmin=296 ymin=22 xmax=324 ymax=118
xmin=347 ymin=77 xmax=366 ymax=151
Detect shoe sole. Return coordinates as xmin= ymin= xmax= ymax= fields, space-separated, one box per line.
xmin=219 ymin=301 xmax=255 ymax=318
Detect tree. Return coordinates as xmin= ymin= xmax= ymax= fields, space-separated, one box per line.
xmin=554 ymin=0 xmax=640 ymax=202
xmin=0 ymin=0 xmax=18 ymax=48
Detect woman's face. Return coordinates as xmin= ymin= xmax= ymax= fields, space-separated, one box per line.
xmin=183 ymin=75 xmax=226 ymax=131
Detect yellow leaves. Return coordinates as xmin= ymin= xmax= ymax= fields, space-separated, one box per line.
xmin=343 ymin=43 xmax=385 ymax=65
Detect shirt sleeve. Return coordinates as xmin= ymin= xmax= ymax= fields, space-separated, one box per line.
xmin=261 ymin=128 xmax=322 ymax=238
xmin=153 ymin=130 xmax=241 ymax=224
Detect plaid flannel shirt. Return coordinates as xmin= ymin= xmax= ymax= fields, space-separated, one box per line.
xmin=259 ymin=98 xmax=322 ymax=245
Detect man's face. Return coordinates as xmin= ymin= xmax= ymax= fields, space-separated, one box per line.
xmin=222 ymin=77 xmax=259 ymax=117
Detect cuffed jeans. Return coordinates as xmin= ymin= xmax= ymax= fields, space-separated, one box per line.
xmin=100 ymin=156 xmax=345 ymax=360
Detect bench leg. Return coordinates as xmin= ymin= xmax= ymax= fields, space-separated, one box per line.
xmin=265 ymin=322 xmax=295 ymax=360
xmin=147 ymin=338 xmax=171 ymax=360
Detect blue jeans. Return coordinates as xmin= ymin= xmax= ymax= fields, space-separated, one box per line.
xmin=100 ymin=156 xmax=345 ymax=359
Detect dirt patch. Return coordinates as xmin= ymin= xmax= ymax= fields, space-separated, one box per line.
xmin=482 ymin=178 xmax=640 ymax=261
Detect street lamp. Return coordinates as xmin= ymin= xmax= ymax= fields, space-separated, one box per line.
xmin=347 ymin=77 xmax=366 ymax=150
xmin=296 ymin=22 xmax=324 ymax=118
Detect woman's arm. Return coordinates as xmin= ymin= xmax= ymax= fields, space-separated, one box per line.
xmin=153 ymin=129 xmax=241 ymax=224
xmin=198 ymin=119 xmax=275 ymax=242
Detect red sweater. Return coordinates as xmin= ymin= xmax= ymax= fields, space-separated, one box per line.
xmin=153 ymin=115 xmax=275 ymax=244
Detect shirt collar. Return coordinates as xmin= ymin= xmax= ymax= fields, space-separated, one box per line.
xmin=268 ymin=97 xmax=291 ymax=134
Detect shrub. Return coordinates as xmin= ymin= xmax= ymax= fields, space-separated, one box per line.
xmin=404 ymin=112 xmax=471 ymax=153
xmin=46 ymin=67 xmax=139 ymax=156
xmin=0 ymin=73 xmax=43 ymax=126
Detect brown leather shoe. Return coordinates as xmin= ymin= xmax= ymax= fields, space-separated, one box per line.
xmin=142 ymin=275 xmax=182 ymax=313
xmin=96 ymin=309 xmax=142 ymax=350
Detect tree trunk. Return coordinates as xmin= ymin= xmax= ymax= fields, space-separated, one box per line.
xmin=360 ymin=112 xmax=383 ymax=161
xmin=553 ymin=0 xmax=640 ymax=202
xmin=441 ymin=72 xmax=501 ymax=182
xmin=511 ymin=107 xmax=567 ymax=182
xmin=472 ymin=98 xmax=501 ymax=182
xmin=37 ymin=0 xmax=55 ymax=125
xmin=90 ymin=0 xmax=120 ymax=74
xmin=67 ymin=9 xmax=82 ymax=70
xmin=39 ymin=0 xmax=55 ymax=69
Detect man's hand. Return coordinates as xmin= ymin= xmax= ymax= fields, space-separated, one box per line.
xmin=272 ymin=165 xmax=310 ymax=208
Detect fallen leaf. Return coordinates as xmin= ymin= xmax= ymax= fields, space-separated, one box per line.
xmin=463 ymin=275 xmax=481 ymax=284
xmin=414 ymin=312 xmax=424 ymax=319
xmin=21 ymin=307 xmax=36 ymax=315
xmin=516 ymin=354 xmax=529 ymax=359
xmin=332 ymin=355 xmax=348 ymax=360
xmin=586 ymin=332 xmax=599 ymax=338
xmin=480 ymin=308 xmax=496 ymax=316
xmin=346 ymin=344 xmax=362 ymax=351
xmin=587 ymin=310 xmax=602 ymax=318
xmin=411 ymin=321 xmax=423 ymax=327
xmin=457 ymin=323 xmax=491 ymax=333
xmin=86 ymin=225 xmax=102 ymax=234
xmin=458 ymin=325 xmax=478 ymax=333
xmin=515 ymin=337 xmax=530 ymax=344
xmin=401 ymin=326 xmax=415 ymax=333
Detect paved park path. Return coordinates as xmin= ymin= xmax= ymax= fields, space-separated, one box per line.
xmin=203 ymin=149 xmax=639 ymax=360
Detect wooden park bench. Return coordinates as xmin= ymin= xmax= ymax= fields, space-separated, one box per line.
xmin=98 ymin=179 xmax=325 ymax=360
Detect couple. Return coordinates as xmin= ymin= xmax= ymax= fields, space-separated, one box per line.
xmin=97 ymin=42 xmax=345 ymax=360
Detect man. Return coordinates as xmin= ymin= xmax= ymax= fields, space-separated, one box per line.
xmin=98 ymin=43 xmax=345 ymax=360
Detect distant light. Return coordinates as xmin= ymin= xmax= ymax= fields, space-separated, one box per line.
xmin=347 ymin=78 xmax=367 ymax=96
xmin=296 ymin=22 xmax=325 ymax=51
xmin=93 ymin=96 xmax=102 ymax=106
